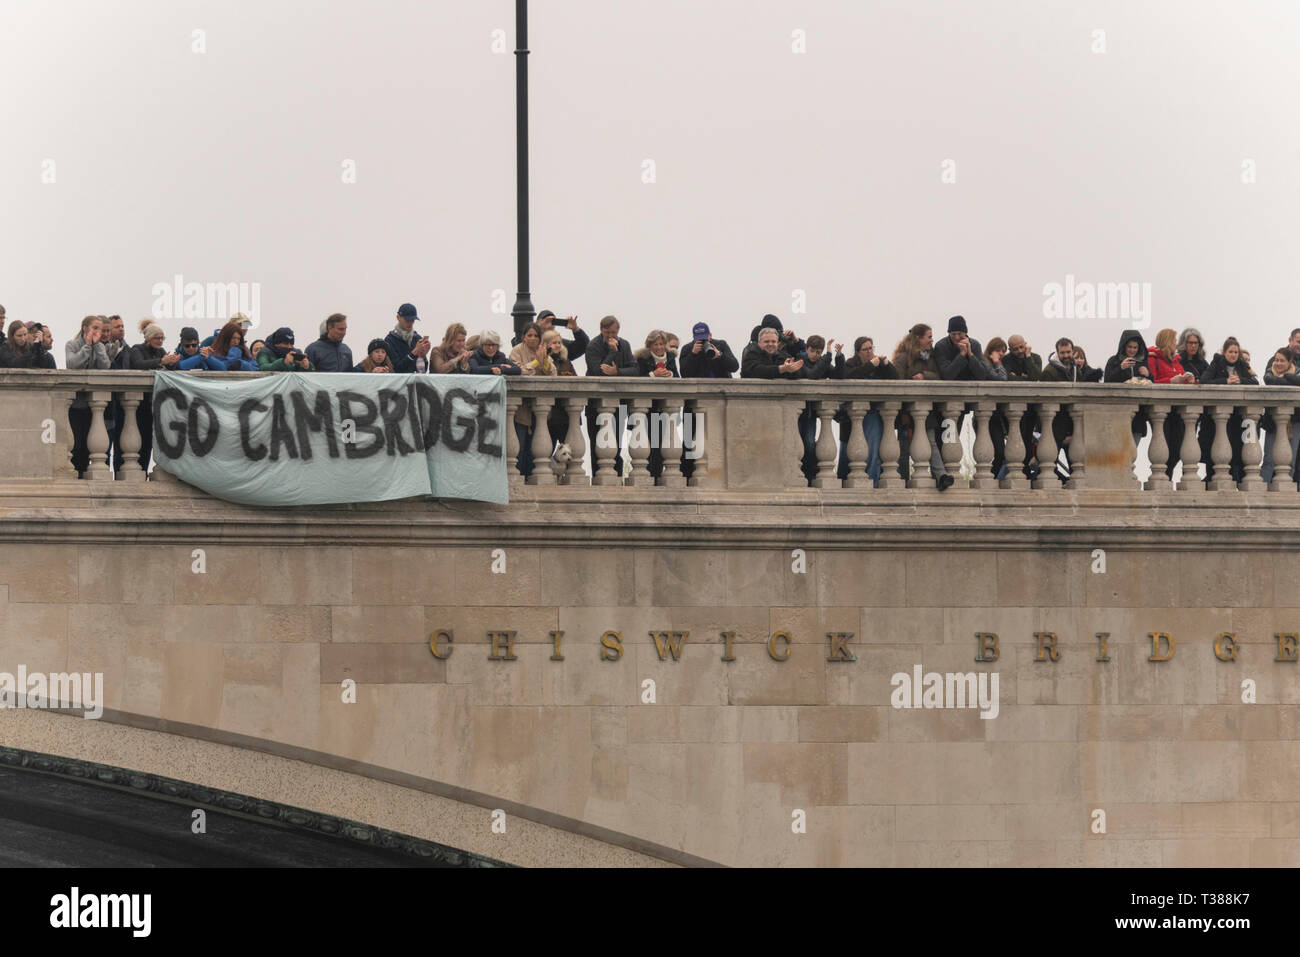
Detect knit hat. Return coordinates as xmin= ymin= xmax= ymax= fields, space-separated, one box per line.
xmin=762 ymin=314 xmax=784 ymax=333
xmin=366 ymin=338 xmax=387 ymax=355
xmin=179 ymin=326 xmax=200 ymax=343
xmin=269 ymin=327 xmax=295 ymax=347
xmin=947 ymin=315 xmax=968 ymax=334
xmin=142 ymin=322 xmax=165 ymax=342
xmin=537 ymin=309 xmax=556 ymax=323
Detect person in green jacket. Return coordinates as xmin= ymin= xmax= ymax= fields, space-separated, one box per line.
xmin=258 ymin=327 xmax=313 ymax=372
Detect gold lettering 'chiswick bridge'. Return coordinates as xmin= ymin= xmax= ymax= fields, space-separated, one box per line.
xmin=1 ymin=370 xmax=1299 ymax=867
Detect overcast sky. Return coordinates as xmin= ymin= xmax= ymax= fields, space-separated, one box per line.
xmin=2 ymin=0 xmax=1297 ymax=364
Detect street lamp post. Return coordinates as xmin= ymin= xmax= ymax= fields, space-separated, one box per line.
xmin=510 ymin=0 xmax=535 ymax=342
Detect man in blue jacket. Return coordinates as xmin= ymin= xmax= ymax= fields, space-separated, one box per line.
xmin=306 ymin=313 xmax=354 ymax=372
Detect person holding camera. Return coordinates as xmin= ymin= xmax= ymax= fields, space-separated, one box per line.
xmin=258 ymin=327 xmax=314 ymax=372
xmin=0 ymin=319 xmax=48 ymax=368
xmin=679 ymin=322 xmax=738 ymax=378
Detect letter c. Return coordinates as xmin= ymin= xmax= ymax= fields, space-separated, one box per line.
xmin=767 ymin=631 xmax=791 ymax=661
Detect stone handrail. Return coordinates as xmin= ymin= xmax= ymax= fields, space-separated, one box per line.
xmin=1 ymin=369 xmax=1297 ymax=497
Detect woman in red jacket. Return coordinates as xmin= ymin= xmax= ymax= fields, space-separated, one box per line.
xmin=1146 ymin=328 xmax=1196 ymax=483
xmin=1148 ymin=328 xmax=1197 ymax=384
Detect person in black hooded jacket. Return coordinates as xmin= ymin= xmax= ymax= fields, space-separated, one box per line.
xmin=1103 ymin=330 xmax=1152 ymax=382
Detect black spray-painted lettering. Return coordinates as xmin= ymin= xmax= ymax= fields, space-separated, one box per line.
xmin=475 ymin=391 xmax=503 ymax=457
xmin=165 ymin=383 xmax=503 ymax=464
xmin=291 ymin=389 xmax=339 ymax=460
xmin=188 ymin=397 xmax=219 ymax=456
xmin=239 ymin=398 xmax=269 ymax=461
xmin=336 ymin=391 xmax=384 ymax=459
xmin=268 ymin=393 xmax=299 ymax=461
xmin=440 ymin=388 xmax=477 ymax=453
xmin=378 ymin=388 xmax=416 ymax=456
xmin=153 ymin=388 xmax=188 ymax=459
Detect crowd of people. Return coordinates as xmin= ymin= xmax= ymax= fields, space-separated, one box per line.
xmin=3 ymin=301 xmax=1299 ymax=487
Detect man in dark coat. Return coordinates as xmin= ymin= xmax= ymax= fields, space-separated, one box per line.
xmin=741 ymin=327 xmax=804 ymax=379
xmin=385 ymin=303 xmax=432 ymax=373
xmin=679 ymin=322 xmax=738 ymax=378
xmin=928 ymin=316 xmax=991 ymax=489
xmin=748 ymin=314 xmax=804 ymax=361
xmin=1002 ymin=335 xmax=1043 ymax=381
xmin=584 ymin=316 xmax=639 ymax=478
xmin=306 ymin=313 xmax=354 ymax=372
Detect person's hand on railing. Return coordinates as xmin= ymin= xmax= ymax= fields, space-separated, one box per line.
xmin=780 ymin=357 xmax=803 ymax=374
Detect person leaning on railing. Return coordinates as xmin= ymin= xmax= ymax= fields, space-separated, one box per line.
xmin=123 ymin=320 xmax=180 ymax=477
xmin=983 ymin=337 xmax=1009 ymax=380
xmin=208 ymin=321 xmax=259 ymax=370
xmin=468 ymin=330 xmax=521 ymax=377
xmin=1002 ymin=335 xmax=1042 ymax=382
xmin=792 ymin=334 xmax=842 ymax=483
xmin=634 ymin=330 xmax=680 ymax=378
xmin=0 ymin=320 xmax=50 ymax=368
xmin=584 ymin=316 xmax=638 ymax=477
xmin=678 ymin=322 xmax=737 ymax=378
xmin=1261 ymin=348 xmax=1300 ymax=486
xmin=508 ymin=322 xmax=568 ymax=477
xmin=174 ymin=326 xmax=223 ymax=371
xmin=1136 ymin=329 xmax=1196 ymax=481
xmin=352 ymin=339 xmax=394 ymax=373
xmin=66 ymin=316 xmax=110 ymax=370
xmin=258 ymin=328 xmax=313 ymax=372
xmin=1198 ymin=336 xmax=1258 ymax=485
xmin=932 ymin=316 xmax=991 ymax=490
xmin=429 ymin=323 xmax=472 ymax=374
xmin=836 ymin=336 xmax=898 ymax=484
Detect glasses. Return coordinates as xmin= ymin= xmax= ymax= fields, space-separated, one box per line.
xmin=182 ymin=342 xmax=199 ymax=350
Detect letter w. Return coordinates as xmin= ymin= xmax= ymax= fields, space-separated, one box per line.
xmin=649 ymin=631 xmax=689 ymax=661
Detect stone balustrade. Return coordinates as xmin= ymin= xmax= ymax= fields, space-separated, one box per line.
xmin=1 ymin=369 xmax=1297 ymax=497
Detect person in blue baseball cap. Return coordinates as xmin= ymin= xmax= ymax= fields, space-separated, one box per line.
xmin=679 ymin=321 xmax=738 ymax=378
xmin=386 ymin=303 xmax=432 ymax=373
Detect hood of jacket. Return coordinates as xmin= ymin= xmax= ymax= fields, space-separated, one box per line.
xmin=1111 ymin=330 xmax=1149 ymax=363
xmin=1046 ymin=353 xmax=1073 ymax=375
xmin=750 ymin=314 xmax=784 ymax=343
